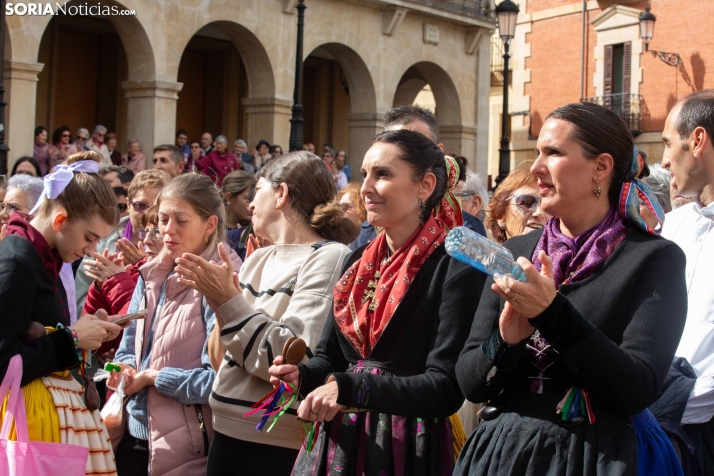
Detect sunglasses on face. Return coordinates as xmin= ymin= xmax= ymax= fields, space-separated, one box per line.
xmin=139 ymin=228 xmax=161 ymax=241
xmin=117 ymin=203 xmax=128 ymax=213
xmin=506 ymin=194 xmax=541 ymax=212
xmin=454 ymin=192 xmax=475 ymax=198
xmin=61 ymin=133 xmax=71 ymax=138
xmin=130 ymin=200 xmax=150 ymax=213
xmin=77 ymin=136 xmax=87 ymax=141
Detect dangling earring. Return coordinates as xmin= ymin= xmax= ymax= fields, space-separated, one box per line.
xmin=418 ymin=199 xmax=426 ymax=224
xmin=593 ymin=178 xmax=602 ymax=199
xmin=205 ymin=235 xmax=209 ymax=244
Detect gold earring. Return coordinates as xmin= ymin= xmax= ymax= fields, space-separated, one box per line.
xmin=593 ymin=178 xmax=601 ymax=199
xmin=276 ymin=202 xmax=282 ymax=211
xmin=205 ymin=235 xmax=209 ymax=244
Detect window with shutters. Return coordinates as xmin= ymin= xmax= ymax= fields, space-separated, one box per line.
xmin=603 ymin=42 xmax=631 ymax=116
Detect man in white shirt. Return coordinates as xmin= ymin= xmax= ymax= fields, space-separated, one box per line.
xmin=660 ymin=90 xmax=714 ymax=475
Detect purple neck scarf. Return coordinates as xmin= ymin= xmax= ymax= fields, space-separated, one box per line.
xmin=532 ymin=206 xmax=628 ymax=286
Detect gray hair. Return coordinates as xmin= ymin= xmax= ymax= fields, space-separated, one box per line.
xmin=462 ymin=171 xmax=490 ymax=207
xmin=642 ymin=163 xmax=672 ymax=213
xmin=235 ymin=139 xmax=247 ymax=148
xmin=7 ymin=174 xmax=44 ymax=209
xmin=215 ymin=135 xmax=228 ymax=145
xmin=76 ymin=128 xmax=89 ymax=138
xmin=127 ymin=138 xmax=140 ymax=147
xmin=93 ymin=125 xmax=107 ymax=135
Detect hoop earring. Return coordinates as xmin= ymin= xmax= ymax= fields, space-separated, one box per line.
xmin=418 ymin=199 xmax=426 ymax=225
xmin=593 ymin=178 xmax=602 ymax=199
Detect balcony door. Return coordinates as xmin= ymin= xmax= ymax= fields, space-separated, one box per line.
xmin=604 ymin=42 xmax=631 ymax=118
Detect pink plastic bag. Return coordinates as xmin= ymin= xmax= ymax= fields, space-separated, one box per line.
xmin=0 ymin=354 xmax=89 ymax=476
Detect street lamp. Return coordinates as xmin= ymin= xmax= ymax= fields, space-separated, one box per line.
xmin=288 ymin=0 xmax=307 ymax=152
xmin=639 ymin=7 xmax=681 ymax=67
xmin=639 ymin=7 xmax=655 ymax=51
xmin=494 ymin=0 xmax=519 ymax=187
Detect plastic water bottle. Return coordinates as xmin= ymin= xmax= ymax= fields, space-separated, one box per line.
xmin=445 ymin=226 xmax=527 ymax=282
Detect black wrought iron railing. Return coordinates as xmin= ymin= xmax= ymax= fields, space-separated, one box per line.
xmin=404 ymin=0 xmax=494 ymax=20
xmin=491 ymin=36 xmax=509 ymax=73
xmin=581 ymin=93 xmax=644 ymax=135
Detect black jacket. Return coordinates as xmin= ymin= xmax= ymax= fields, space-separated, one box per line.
xmin=0 ymin=235 xmax=76 ymax=386
xmin=457 ymin=227 xmax=688 ymax=415
xmin=299 ymin=244 xmax=488 ymax=418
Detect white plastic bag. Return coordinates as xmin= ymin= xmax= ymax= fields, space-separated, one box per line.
xmin=100 ymin=373 xmax=124 ymax=429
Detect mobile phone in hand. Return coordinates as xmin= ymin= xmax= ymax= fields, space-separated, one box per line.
xmin=112 ymin=310 xmax=148 ymax=325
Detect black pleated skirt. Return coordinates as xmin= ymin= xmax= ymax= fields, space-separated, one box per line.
xmin=454 ymin=391 xmax=638 ymax=476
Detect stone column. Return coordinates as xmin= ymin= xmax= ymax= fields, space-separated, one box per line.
xmin=346 ymin=113 xmax=384 ymax=170
xmin=440 ymin=125 xmax=477 ymax=162
xmin=4 ymin=61 xmax=44 ymax=167
xmin=121 ymin=80 xmax=183 ymax=169
xmin=242 ymin=97 xmax=293 ymax=151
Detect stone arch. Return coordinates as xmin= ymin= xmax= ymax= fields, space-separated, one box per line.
xmin=305 ymin=42 xmax=377 ymax=115
xmin=393 ymin=61 xmax=462 ymax=126
xmin=6 ymin=0 xmax=156 ymax=80
xmin=179 ymin=21 xmax=276 ymax=99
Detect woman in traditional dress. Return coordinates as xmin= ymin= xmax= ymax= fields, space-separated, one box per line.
xmin=453 ymin=102 xmax=687 ymax=475
xmin=0 ymin=151 xmax=124 ymax=475
xmin=270 ymin=129 xmax=488 ymax=474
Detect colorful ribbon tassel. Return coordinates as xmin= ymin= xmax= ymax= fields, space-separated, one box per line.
xmin=243 ymin=381 xmax=297 ymax=432
xmin=556 ymin=387 xmax=596 ymax=424
xmin=301 ymin=420 xmax=321 ymax=453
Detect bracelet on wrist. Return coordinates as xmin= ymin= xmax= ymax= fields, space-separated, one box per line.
xmin=66 ymin=326 xmax=83 ymax=362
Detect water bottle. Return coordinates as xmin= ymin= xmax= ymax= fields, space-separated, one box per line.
xmin=445 ymin=226 xmax=527 ymax=282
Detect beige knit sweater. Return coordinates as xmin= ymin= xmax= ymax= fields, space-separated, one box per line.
xmin=209 ymin=242 xmax=351 ymax=449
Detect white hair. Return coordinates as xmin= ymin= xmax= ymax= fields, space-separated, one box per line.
xmin=462 ymin=171 xmax=489 ymax=207
xmin=93 ymin=125 xmax=107 ymax=135
xmin=642 ymin=163 xmax=672 ymax=213
xmin=76 ymin=128 xmax=89 ymax=137
xmin=215 ymin=135 xmax=228 ymax=145
xmin=7 ymin=174 xmax=44 ymax=209
xmin=236 ymin=139 xmax=247 ymax=147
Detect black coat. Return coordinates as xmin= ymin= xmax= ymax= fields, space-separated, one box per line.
xmin=0 ymin=234 xmax=76 ymax=386
xmin=299 ymin=244 xmax=488 ymax=418
xmin=457 ymin=227 xmax=688 ymax=415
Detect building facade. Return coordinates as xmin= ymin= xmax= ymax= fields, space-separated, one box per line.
xmin=488 ymin=0 xmax=714 ymax=179
xmin=4 ymin=0 xmax=496 ymax=174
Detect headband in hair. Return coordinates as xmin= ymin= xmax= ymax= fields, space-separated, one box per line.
xmin=432 ymin=155 xmax=463 ymax=232
xmin=29 ymin=160 xmax=99 ymax=215
xmin=618 ymin=146 xmax=664 ymax=235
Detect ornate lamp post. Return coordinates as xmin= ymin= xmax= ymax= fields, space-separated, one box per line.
xmin=639 ymin=7 xmax=682 ymax=67
xmin=288 ymin=0 xmax=307 ymax=152
xmin=494 ymin=0 xmax=519 ymax=187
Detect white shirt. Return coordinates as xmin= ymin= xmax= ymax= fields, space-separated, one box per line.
xmin=662 ymin=201 xmax=714 ymax=424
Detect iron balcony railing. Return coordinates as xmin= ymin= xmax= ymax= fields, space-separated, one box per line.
xmin=581 ymin=93 xmax=644 ymax=135
xmin=404 ymin=0 xmax=494 ymax=20
xmin=491 ymin=36 xmax=509 ymax=73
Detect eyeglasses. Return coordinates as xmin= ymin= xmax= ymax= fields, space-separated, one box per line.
xmin=139 ymin=228 xmax=161 ymax=241
xmin=77 ymin=136 xmax=87 ymax=141
xmin=453 ymin=192 xmax=475 ymax=198
xmin=505 ymin=194 xmax=541 ymax=212
xmin=0 ymin=201 xmax=28 ymax=214
xmin=129 ymin=200 xmax=150 ymax=213
xmin=96 ymin=133 xmax=105 ymax=137
xmin=190 ymin=145 xmax=200 ymax=149
xmin=117 ymin=203 xmax=128 ymax=213
xmin=61 ymin=133 xmax=71 ymax=138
